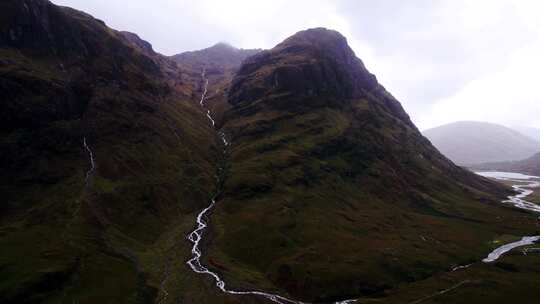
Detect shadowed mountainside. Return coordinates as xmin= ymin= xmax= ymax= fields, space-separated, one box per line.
xmin=2 ymin=2 xmax=540 ymax=303
xmin=0 ymin=0 xmax=238 ymax=303
xmin=204 ymin=28 xmax=540 ymax=302
xmin=423 ymin=121 xmax=540 ymax=166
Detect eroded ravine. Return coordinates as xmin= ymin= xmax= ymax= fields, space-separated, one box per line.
xmin=185 ymin=70 xmax=357 ymax=304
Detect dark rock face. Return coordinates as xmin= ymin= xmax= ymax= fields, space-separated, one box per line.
xmin=229 ymin=28 xmax=377 ymax=101
xmin=229 ymin=28 xmax=411 ymax=126
xmin=1 ymin=0 xmax=101 ymax=57
xmin=0 ymin=0 xmax=175 ymax=132
xmin=119 ymin=31 xmax=155 ymax=56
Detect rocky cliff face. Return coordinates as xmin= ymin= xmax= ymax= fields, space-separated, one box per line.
xmin=230 ymin=28 xmax=375 ymax=102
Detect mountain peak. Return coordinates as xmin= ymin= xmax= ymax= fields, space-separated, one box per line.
xmin=272 ymin=28 xmax=357 ymax=67
xmin=210 ymin=41 xmax=236 ymax=50
xmin=171 ymin=42 xmax=260 ymax=71
xmin=228 ymin=28 xmax=381 ymax=110
xmin=119 ymin=31 xmax=155 ymax=55
xmin=279 ymin=27 xmax=349 ymax=50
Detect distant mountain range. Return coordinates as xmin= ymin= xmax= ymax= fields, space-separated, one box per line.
xmin=423 ymin=121 xmax=540 ymax=165
xmin=471 ymin=125 xmax=540 ymax=176
xmin=2 ymin=1 xmax=540 ymax=303
xmin=474 ymin=152 xmax=540 ymax=176
xmin=513 ymin=125 xmax=540 ymax=142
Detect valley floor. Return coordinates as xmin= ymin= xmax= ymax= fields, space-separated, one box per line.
xmin=181 ymin=171 xmax=540 ymax=304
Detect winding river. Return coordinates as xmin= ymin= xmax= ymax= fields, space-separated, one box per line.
xmin=476 ymin=171 xmax=540 ymax=262
xmin=83 ymin=137 xmax=96 ymax=184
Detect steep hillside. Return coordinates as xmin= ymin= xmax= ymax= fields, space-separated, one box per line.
xmin=0 ymin=0 xmax=233 ymax=303
xmin=423 ymin=121 xmax=540 ymax=165
xmin=201 ymin=28 xmax=540 ymax=302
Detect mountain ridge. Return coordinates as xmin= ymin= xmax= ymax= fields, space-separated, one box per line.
xmin=423 ymin=121 xmax=540 ymax=165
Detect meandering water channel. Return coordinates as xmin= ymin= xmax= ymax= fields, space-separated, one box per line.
xmin=476 ymin=171 xmax=540 ymax=262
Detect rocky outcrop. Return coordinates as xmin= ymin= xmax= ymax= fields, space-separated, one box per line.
xmin=228 ymin=28 xmax=413 ymax=126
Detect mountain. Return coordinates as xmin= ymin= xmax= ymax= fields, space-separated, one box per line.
xmin=0 ymin=0 xmax=228 ymax=302
xmin=203 ymin=28 xmax=540 ymax=302
xmin=172 ymin=42 xmax=260 ymax=72
xmin=513 ymin=125 xmax=540 ymax=142
xmin=423 ymin=121 xmax=540 ymax=165
xmin=171 ymin=43 xmax=261 ymax=125
xmin=474 ymin=152 xmax=540 ymax=176
xmin=3 ymin=2 xmax=540 ymax=303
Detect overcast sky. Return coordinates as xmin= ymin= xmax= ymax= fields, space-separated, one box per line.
xmin=51 ymin=0 xmax=540 ymax=130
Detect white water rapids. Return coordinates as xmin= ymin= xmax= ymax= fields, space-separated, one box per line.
xmin=476 ymin=171 xmax=540 ymax=262
xmin=185 ymin=70 xmax=357 ymax=304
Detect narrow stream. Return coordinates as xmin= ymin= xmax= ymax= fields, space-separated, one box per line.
xmin=185 ymin=70 xmax=357 ymax=304
xmin=476 ymin=171 xmax=540 ymax=262
xmin=83 ymin=136 xmax=96 ymax=184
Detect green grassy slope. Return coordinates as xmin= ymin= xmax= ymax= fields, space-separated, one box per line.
xmin=203 ymin=28 xmax=540 ymax=302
